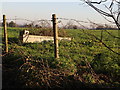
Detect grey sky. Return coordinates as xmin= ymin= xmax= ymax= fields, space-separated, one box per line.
xmin=1 ymin=1 xmax=116 ymax=26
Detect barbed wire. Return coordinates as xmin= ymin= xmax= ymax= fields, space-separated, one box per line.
xmin=58 ymin=17 xmax=117 ymax=26
xmin=57 ymin=17 xmax=117 ymax=30
xmin=0 ymin=18 xmax=53 ymax=28
xmin=58 ymin=18 xmax=89 ymax=23
xmin=6 ymin=18 xmax=33 ymax=22
xmin=0 ymin=16 xmax=117 ymax=28
xmin=1 ymin=14 xmax=119 ymax=61
xmin=57 ymin=17 xmax=120 ymax=55
xmin=6 ymin=18 xmax=52 ymax=22
xmin=0 ymin=18 xmax=52 ymax=25
xmin=57 ymin=17 xmax=90 ymax=29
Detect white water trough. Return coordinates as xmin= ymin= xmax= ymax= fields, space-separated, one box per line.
xmin=19 ymin=30 xmax=71 ymax=43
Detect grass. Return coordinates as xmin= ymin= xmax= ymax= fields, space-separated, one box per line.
xmin=2 ymin=27 xmax=120 ymax=88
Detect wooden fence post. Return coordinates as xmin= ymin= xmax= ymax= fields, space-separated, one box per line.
xmin=3 ymin=15 xmax=8 ymax=53
xmin=101 ymin=30 xmax=103 ymax=42
xmin=52 ymin=14 xmax=59 ymax=59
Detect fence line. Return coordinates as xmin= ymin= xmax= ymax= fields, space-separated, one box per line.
xmin=57 ymin=17 xmax=120 ymax=55
xmin=0 ymin=16 xmax=117 ymax=29
xmin=2 ymin=14 xmax=120 ymax=56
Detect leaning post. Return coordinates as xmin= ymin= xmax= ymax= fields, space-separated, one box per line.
xmin=3 ymin=15 xmax=8 ymax=53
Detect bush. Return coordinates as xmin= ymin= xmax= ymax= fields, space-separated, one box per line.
xmin=29 ymin=28 xmax=68 ymax=37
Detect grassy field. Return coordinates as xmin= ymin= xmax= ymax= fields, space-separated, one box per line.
xmin=2 ymin=27 xmax=120 ymax=88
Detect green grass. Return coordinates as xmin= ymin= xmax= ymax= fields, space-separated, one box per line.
xmin=2 ymin=27 xmax=120 ymax=88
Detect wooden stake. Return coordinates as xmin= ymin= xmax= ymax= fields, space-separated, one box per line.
xmin=101 ymin=30 xmax=103 ymax=42
xmin=52 ymin=14 xmax=59 ymax=59
xmin=3 ymin=15 xmax=8 ymax=53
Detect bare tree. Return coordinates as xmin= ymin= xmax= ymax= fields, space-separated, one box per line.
xmin=81 ymin=0 xmax=120 ymax=30
xmin=79 ymin=0 xmax=120 ymax=55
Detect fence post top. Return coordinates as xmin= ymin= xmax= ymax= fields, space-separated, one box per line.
xmin=52 ymin=14 xmax=56 ymax=16
xmin=52 ymin=14 xmax=57 ymax=18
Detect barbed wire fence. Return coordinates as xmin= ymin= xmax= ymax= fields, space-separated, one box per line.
xmin=1 ymin=14 xmax=120 ymax=88
xmin=1 ymin=14 xmax=120 ymax=55
xmin=58 ymin=17 xmax=119 ymax=53
xmin=1 ymin=15 xmax=119 ymax=66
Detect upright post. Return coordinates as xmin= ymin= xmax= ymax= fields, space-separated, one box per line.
xmin=52 ymin=14 xmax=59 ymax=59
xmin=100 ymin=30 xmax=103 ymax=42
xmin=3 ymin=15 xmax=8 ymax=53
